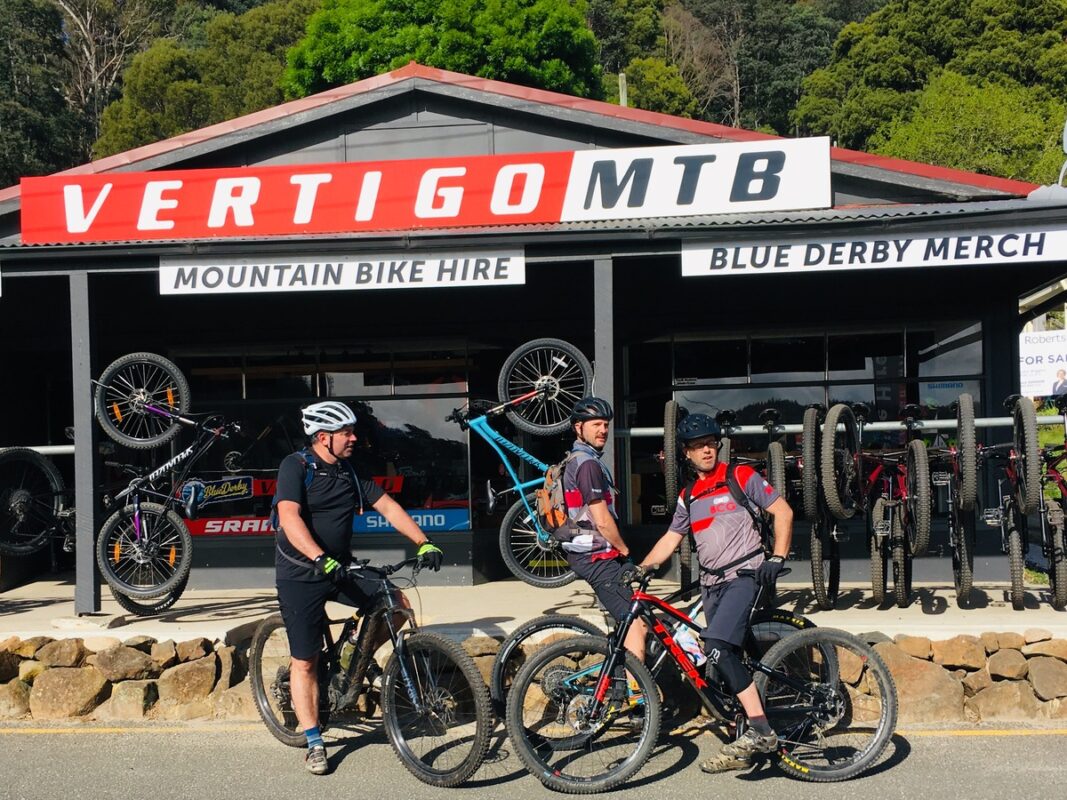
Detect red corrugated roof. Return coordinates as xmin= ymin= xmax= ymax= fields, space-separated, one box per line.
xmin=0 ymin=61 xmax=1038 ymax=205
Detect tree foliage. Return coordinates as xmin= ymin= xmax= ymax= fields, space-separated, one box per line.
xmin=94 ymin=0 xmax=318 ymax=157
xmin=602 ymin=57 xmax=696 ymax=117
xmin=872 ymin=70 xmax=1066 ymax=183
xmin=586 ymin=0 xmax=662 ymax=74
xmin=794 ymin=0 xmax=1067 ymax=150
xmin=284 ymin=0 xmax=602 ymax=99
xmin=0 ymin=0 xmax=82 ymax=186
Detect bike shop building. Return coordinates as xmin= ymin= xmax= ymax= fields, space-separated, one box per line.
xmin=2 ymin=63 xmax=1066 ymax=610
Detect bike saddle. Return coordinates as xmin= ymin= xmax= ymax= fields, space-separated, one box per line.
xmin=851 ymin=403 xmax=871 ymax=421
xmin=716 ymin=409 xmax=737 ymax=428
xmin=1003 ymin=394 xmax=1023 ymax=412
xmin=759 ymin=408 xmax=781 ymax=428
xmin=899 ymin=403 xmax=923 ymax=422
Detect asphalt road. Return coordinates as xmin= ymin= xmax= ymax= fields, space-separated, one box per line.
xmin=1 ymin=719 xmax=1065 ymax=800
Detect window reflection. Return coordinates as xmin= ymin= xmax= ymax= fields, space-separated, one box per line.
xmin=674 ymin=339 xmax=746 ymax=385
xmin=750 ymin=337 xmax=824 ymax=382
xmin=828 ymin=333 xmax=904 ymax=380
xmin=909 ymin=323 xmax=982 ymax=377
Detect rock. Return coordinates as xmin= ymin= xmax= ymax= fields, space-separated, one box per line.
xmin=154 ymin=697 xmax=214 ymax=720
xmin=13 ymin=637 xmax=53 ymax=659
xmin=471 ymin=654 xmax=495 ymax=688
xmin=0 ymin=651 xmax=19 ymax=682
xmin=963 ymin=668 xmax=993 ymax=697
xmin=213 ymin=682 xmax=258 ymax=720
xmin=979 ymin=633 xmax=999 ymax=655
xmin=122 ymin=636 xmax=157 ymax=653
xmin=837 ymin=646 xmax=866 ymax=685
xmin=1022 ymin=640 xmax=1067 ymax=662
xmin=846 ymin=684 xmax=885 ymax=723
xmin=213 ymin=646 xmax=236 ymax=693
xmin=94 ymin=646 xmax=161 ymax=682
xmin=462 ymin=636 xmax=502 ymax=658
xmin=17 ymin=661 xmax=45 ymax=685
xmin=988 ymin=649 xmax=1028 ymax=680
xmin=1045 ymin=698 xmax=1067 ymax=719
xmin=0 ymin=680 xmax=30 ymax=719
xmin=997 ymin=632 xmax=1026 ymax=651
xmin=36 ymin=639 xmax=88 ymax=668
xmin=176 ymin=638 xmax=212 ymax=663
xmin=931 ymin=636 xmax=986 ymax=671
xmin=858 ymin=631 xmax=893 ymax=646
xmin=0 ymin=636 xmax=21 ymax=654
xmin=29 ymin=667 xmax=109 ymax=718
xmin=966 ymin=681 xmax=1042 ymax=721
xmin=157 ymin=654 xmax=217 ymax=704
xmin=96 ymin=680 xmax=157 ymax=720
xmin=1027 ymin=657 xmax=1067 ymax=701
xmin=874 ymin=642 xmax=964 ymax=723
xmin=82 ymin=637 xmax=122 ymax=653
xmin=151 ymin=641 xmax=178 ymax=669
xmin=1025 ymin=629 xmax=1053 ymax=644
xmin=894 ymin=635 xmax=932 ymax=660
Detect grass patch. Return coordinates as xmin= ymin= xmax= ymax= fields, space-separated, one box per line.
xmin=1025 ymin=566 xmax=1050 ymax=586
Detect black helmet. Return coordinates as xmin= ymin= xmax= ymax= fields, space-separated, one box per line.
xmin=570 ymin=396 xmax=614 ymax=423
xmin=676 ymin=413 xmax=720 ymax=442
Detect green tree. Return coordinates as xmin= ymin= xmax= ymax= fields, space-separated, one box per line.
xmin=284 ymin=0 xmax=602 ymax=99
xmin=586 ymin=0 xmax=662 ymax=74
xmin=872 ymin=70 xmax=1066 ymax=183
xmin=602 ymin=56 xmax=696 ymax=116
xmin=94 ymin=0 xmax=318 ymax=157
xmin=794 ymin=0 xmax=1067 ymax=151
xmin=0 ymin=0 xmax=82 ymax=186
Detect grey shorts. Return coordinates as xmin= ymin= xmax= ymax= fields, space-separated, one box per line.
xmin=699 ymin=575 xmax=758 ymax=647
xmin=566 ymin=553 xmax=634 ymax=623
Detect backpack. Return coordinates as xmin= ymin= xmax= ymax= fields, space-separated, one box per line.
xmin=269 ymin=448 xmax=365 ymax=533
xmin=683 ymin=462 xmax=773 ymax=550
xmin=535 ymin=451 xmax=583 ymax=542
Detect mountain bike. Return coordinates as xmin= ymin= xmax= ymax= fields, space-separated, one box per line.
xmin=446 ymin=338 xmax=593 ymax=588
xmin=505 ymin=567 xmax=895 ymax=792
xmin=489 ymin=578 xmax=820 ymax=719
xmin=247 ymin=557 xmax=492 ymax=787
xmin=0 ymin=447 xmax=73 ymax=558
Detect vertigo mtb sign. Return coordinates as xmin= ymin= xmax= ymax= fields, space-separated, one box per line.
xmin=683 ymin=229 xmax=1062 ymax=276
xmin=19 ymin=139 xmax=831 ymax=244
xmin=159 ymin=249 xmax=525 ymax=294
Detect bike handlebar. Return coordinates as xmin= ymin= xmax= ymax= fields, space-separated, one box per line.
xmin=344 ymin=556 xmax=422 ymax=579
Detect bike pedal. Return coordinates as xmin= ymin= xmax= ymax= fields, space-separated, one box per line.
xmin=930 ymin=472 xmax=951 ymax=487
xmin=874 ymin=521 xmax=891 ymax=537
xmin=982 ymin=508 xmax=1003 ymax=527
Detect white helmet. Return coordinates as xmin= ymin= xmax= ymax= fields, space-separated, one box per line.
xmin=301 ymin=401 xmax=357 ymax=435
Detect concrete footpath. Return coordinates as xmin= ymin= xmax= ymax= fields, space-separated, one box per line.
xmin=2 ymin=572 xmax=1067 ymax=645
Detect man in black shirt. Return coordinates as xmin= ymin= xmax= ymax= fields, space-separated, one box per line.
xmin=273 ymin=400 xmax=443 ymax=775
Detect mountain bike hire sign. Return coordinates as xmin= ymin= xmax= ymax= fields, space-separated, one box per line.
xmin=682 ymin=228 xmax=1060 ymax=276
xmin=19 ymin=139 xmax=831 ymax=244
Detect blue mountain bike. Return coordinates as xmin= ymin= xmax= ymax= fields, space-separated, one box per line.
xmin=448 ymin=338 xmax=592 ymax=588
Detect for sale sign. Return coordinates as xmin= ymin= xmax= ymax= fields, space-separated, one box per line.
xmin=1019 ymin=330 xmax=1067 ymax=397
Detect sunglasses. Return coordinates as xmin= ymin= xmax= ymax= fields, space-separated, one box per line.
xmin=685 ymin=437 xmax=719 ymax=451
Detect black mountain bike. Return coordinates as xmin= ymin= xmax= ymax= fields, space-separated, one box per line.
xmin=505 ymin=568 xmax=897 ymax=793
xmin=247 ymin=557 xmax=492 ymax=788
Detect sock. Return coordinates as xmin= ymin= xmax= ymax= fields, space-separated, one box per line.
xmin=305 ymin=726 xmax=324 ymax=749
xmin=748 ymin=715 xmax=772 ymax=736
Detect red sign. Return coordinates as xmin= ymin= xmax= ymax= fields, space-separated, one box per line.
xmin=19 ymin=140 xmax=831 ymax=244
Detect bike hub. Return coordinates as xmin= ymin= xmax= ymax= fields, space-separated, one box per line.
xmin=534 ymin=375 xmax=561 ymax=400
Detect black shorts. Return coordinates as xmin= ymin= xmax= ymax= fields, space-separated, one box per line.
xmin=699 ymin=575 xmax=758 ymax=647
xmin=566 ymin=553 xmax=634 ymax=623
xmin=276 ymin=576 xmax=382 ymax=661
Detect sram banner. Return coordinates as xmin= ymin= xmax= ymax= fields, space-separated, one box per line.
xmin=20 ymin=139 xmax=831 ymax=244
xmin=683 ymin=228 xmax=1062 ymax=276
xmin=185 ymin=509 xmax=470 ymax=536
xmin=159 ymin=249 xmax=524 ymax=294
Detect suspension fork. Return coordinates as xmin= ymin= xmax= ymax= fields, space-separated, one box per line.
xmin=590 ymin=602 xmax=645 ymax=708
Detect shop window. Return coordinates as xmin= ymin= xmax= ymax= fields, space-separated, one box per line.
xmin=676 ymin=385 xmax=824 ymax=454
xmin=320 ymin=352 xmax=392 ymax=396
xmin=393 ymin=350 xmax=469 ymax=395
xmin=908 ymin=323 xmax=982 ymax=377
xmin=673 ymin=339 xmax=746 ymax=385
xmin=244 ymin=354 xmax=317 ymax=399
xmin=750 ymin=336 xmax=824 ymax=383
xmin=183 ymin=355 xmax=244 ymax=403
xmin=828 ymin=333 xmax=904 ymax=381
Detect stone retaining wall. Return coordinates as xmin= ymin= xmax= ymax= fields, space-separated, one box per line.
xmin=3 ymin=628 xmax=1067 ymax=723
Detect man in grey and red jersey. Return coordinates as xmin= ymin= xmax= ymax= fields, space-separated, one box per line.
xmin=560 ymin=396 xmax=647 ymax=661
xmin=640 ymin=412 xmax=793 ymax=773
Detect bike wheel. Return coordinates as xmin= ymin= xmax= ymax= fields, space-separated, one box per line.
xmin=1012 ymin=397 xmax=1041 ymax=515
xmin=820 ymin=404 xmax=861 ymax=520
xmin=498 ymin=338 xmax=592 ymax=437
xmin=664 ymin=401 xmax=694 ymax=596
xmin=490 ymin=614 xmax=604 ymax=717
xmin=754 ymin=627 xmax=897 ymax=782
xmin=869 ymin=498 xmax=888 ymax=606
xmin=505 ymin=635 xmax=660 ymax=794
xmin=1005 ymin=502 xmax=1026 ymax=610
xmin=94 ymin=352 xmax=190 ymax=450
xmin=110 ymin=574 xmax=187 ymax=617
xmin=891 ymin=515 xmax=912 ymax=609
xmin=95 ymin=502 xmax=193 ymax=599
xmin=951 ymin=500 xmax=975 ymax=607
xmin=382 ymin=631 xmax=492 ymax=787
xmin=746 ymin=608 xmax=819 ymax=660
xmin=499 ymin=494 xmax=576 ymax=588
xmin=905 ymin=439 xmax=931 ymax=556
xmin=809 ymin=513 xmax=840 ymax=611
xmin=0 ymin=447 xmax=64 ymax=556
xmin=766 ymin=442 xmax=786 ymax=497
xmin=801 ymin=407 xmax=821 ymax=521
xmin=248 ymin=613 xmax=333 ymax=747
xmin=955 ymin=393 xmax=977 ymax=511
xmin=1049 ymin=500 xmax=1067 ymax=610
